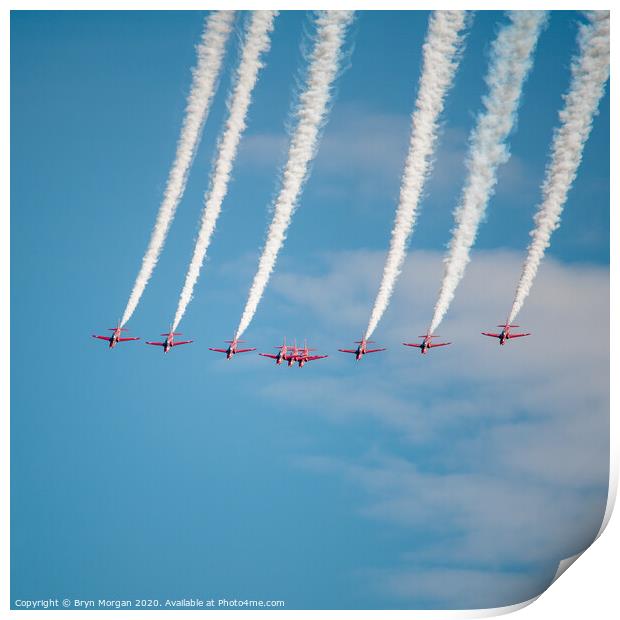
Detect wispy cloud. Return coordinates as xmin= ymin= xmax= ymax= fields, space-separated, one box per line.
xmin=255 ymin=248 xmax=608 ymax=607
xmin=237 ymin=104 xmax=536 ymax=208
xmin=370 ymin=566 xmax=552 ymax=609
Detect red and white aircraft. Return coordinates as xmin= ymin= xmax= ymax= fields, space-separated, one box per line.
xmin=284 ymin=339 xmax=301 ymax=367
xmin=403 ymin=333 xmax=451 ymax=355
xmin=209 ymin=338 xmax=256 ymax=360
xmin=295 ymin=340 xmax=328 ymax=368
xmin=482 ymin=322 xmax=530 ymax=345
xmin=146 ymin=330 xmax=193 ymax=353
xmin=339 ymin=337 xmax=386 ymax=361
xmin=92 ymin=323 xmax=140 ymax=348
xmin=259 ymin=338 xmax=290 ymax=365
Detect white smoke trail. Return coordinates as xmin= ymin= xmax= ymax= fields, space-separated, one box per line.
xmin=428 ymin=11 xmax=547 ymax=335
xmin=508 ymin=11 xmax=609 ymax=323
xmin=235 ymin=11 xmax=354 ymax=339
xmin=364 ymin=11 xmax=468 ymax=340
xmin=120 ymin=11 xmax=235 ymax=327
xmin=171 ymin=11 xmax=277 ymax=331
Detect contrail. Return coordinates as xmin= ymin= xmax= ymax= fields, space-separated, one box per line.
xmin=364 ymin=11 xmax=468 ymax=340
xmin=171 ymin=11 xmax=277 ymax=331
xmin=428 ymin=11 xmax=546 ymax=335
xmin=120 ymin=11 xmax=235 ymax=327
xmin=235 ymin=11 xmax=354 ymax=339
xmin=508 ymin=11 xmax=610 ymax=323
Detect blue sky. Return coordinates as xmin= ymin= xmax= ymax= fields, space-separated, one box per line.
xmin=11 ymin=10 xmax=609 ymax=610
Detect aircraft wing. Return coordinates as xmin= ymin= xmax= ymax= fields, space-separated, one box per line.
xmin=118 ymin=337 xmax=140 ymax=342
xmin=366 ymin=348 xmax=386 ymax=353
xmin=430 ymin=342 xmax=451 ymax=348
xmin=171 ymin=340 xmax=193 ymax=346
xmin=306 ymin=355 xmax=328 ymax=361
xmin=338 ymin=349 xmax=358 ymax=354
xmin=208 ymin=348 xmax=228 ymax=353
xmin=145 ymin=341 xmax=165 ymax=346
xmin=236 ymin=348 xmax=257 ymax=353
xmin=403 ymin=343 xmax=423 ymax=348
xmin=508 ymin=333 xmax=530 ymax=338
xmin=259 ymin=353 xmax=278 ymax=359
xmin=92 ymin=335 xmax=110 ymax=341
xmin=481 ymin=332 xmax=501 ymax=338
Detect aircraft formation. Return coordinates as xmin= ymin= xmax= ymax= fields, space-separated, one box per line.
xmin=91 ymin=320 xmax=530 ymax=364
xmin=89 ymin=12 xmax=607 ymax=362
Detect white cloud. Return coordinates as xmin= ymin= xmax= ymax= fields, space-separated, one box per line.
xmin=236 ymin=103 xmax=534 ymax=207
xmin=258 ymin=248 xmax=609 ymax=607
xmin=371 ymin=566 xmax=552 ymax=608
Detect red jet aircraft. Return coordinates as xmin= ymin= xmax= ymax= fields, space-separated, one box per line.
xmin=209 ymin=338 xmax=256 ymax=360
xmin=295 ymin=340 xmax=328 ymax=368
xmin=403 ymin=333 xmax=451 ymax=355
xmin=339 ymin=337 xmax=386 ymax=361
xmin=146 ymin=331 xmax=193 ymax=353
xmin=284 ymin=339 xmax=301 ymax=367
xmin=92 ymin=323 xmax=140 ymax=348
xmin=482 ymin=322 xmax=531 ymax=345
xmin=259 ymin=338 xmax=290 ymax=365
